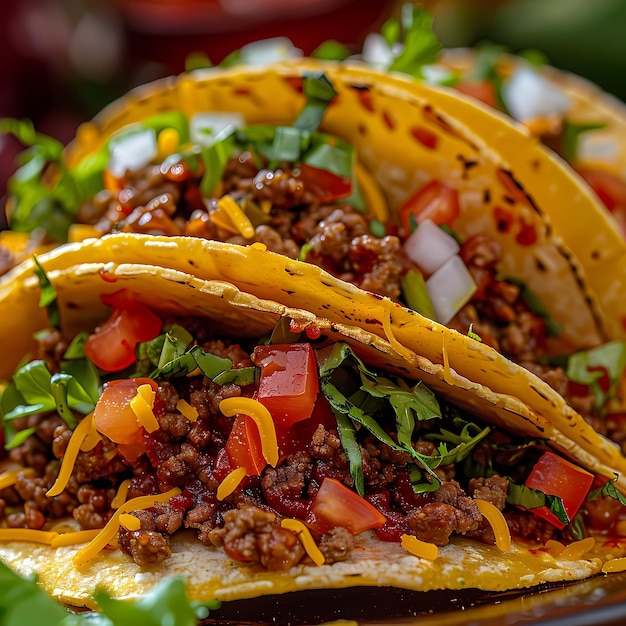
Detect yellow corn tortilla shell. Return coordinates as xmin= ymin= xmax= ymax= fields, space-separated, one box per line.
xmin=0 ymin=531 xmax=607 ymax=611
xmin=8 ymin=234 xmax=626 ymax=488
xmin=57 ymin=60 xmax=626 ymax=349
xmin=0 ymin=262 xmax=623 ymax=609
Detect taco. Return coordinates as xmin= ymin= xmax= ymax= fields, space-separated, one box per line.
xmin=430 ymin=46 xmax=626 ymax=239
xmin=0 ymin=259 xmax=626 ymax=623
xmin=3 ymin=59 xmax=626 ymax=459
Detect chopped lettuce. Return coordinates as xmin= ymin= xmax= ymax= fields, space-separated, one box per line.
xmin=318 ymin=343 xmax=490 ymax=495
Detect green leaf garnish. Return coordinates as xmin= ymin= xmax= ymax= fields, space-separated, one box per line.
xmin=561 ymin=120 xmax=607 ymax=163
xmin=386 ymin=5 xmax=442 ymax=80
xmin=293 ymin=73 xmax=337 ymax=134
xmin=566 ymin=340 xmax=626 ymax=410
xmin=401 ymin=268 xmax=436 ymax=320
xmin=588 ymin=474 xmax=626 ymax=506
xmin=467 ymin=323 xmax=483 ymax=343
xmin=506 ymin=481 xmax=570 ymax=526
xmin=319 ymin=343 xmax=446 ymax=494
xmin=311 ymin=40 xmax=352 ymax=61
xmin=33 ymin=256 xmax=60 ymax=329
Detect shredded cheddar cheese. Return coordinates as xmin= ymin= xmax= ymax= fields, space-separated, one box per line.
xmin=400 ymin=534 xmax=439 ymax=560
xmin=216 ymin=467 xmax=247 ymax=500
xmin=474 ymin=498 xmax=511 ymax=552
xmin=216 ymin=196 xmax=255 ymax=239
xmin=281 ymin=519 xmax=325 ymax=566
xmin=119 ymin=513 xmax=141 ymax=531
xmin=157 ymin=127 xmax=180 ymax=159
xmin=50 ymin=529 xmax=102 ymax=548
xmin=131 ymin=386 xmax=159 ymax=433
xmin=46 ymin=414 xmax=95 ymax=497
xmin=544 ymin=539 xmax=565 ymax=556
xmin=250 ymin=242 xmax=267 ymax=252
xmin=0 ymin=468 xmax=34 ymax=491
xmin=67 ymin=224 xmax=102 ymax=243
xmin=0 ymin=529 xmax=58 ymax=544
xmin=79 ymin=417 xmax=102 ymax=452
xmin=176 ymin=398 xmax=198 ymax=422
xmin=73 ymin=488 xmax=181 ymax=566
xmin=353 ymin=160 xmax=388 ymax=222
xmin=602 ymin=557 xmax=626 ymax=574
xmin=111 ymin=479 xmax=132 ymax=509
xmin=441 ymin=333 xmax=456 ymax=386
xmin=559 ymin=536 xmax=595 ymax=560
xmin=379 ymin=304 xmax=415 ymax=363
xmin=219 ymin=397 xmax=279 ymax=467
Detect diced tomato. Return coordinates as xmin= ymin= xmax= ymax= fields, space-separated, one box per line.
xmin=454 ymin=80 xmax=498 ymax=109
xmin=225 ymin=414 xmax=267 ymax=476
xmin=93 ymin=378 xmax=156 ymax=462
xmin=296 ymin=163 xmax=352 ymax=203
xmin=253 ymin=343 xmax=319 ymax=427
xmin=305 ymin=477 xmax=386 ymax=535
xmin=524 ymin=451 xmax=595 ymax=529
xmin=84 ymin=293 xmax=162 ymax=373
xmin=576 ymin=167 xmax=626 ymax=240
xmin=275 ymin=393 xmax=336 ymax=459
xmin=398 ymin=180 xmax=460 ymax=237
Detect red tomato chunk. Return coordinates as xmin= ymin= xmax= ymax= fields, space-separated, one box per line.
xmin=253 ymin=343 xmax=319 ymax=427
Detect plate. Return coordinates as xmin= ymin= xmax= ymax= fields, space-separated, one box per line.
xmin=200 ymin=573 xmax=626 ymax=625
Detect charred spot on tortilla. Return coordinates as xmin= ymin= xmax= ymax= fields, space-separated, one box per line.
xmin=381 ymin=108 xmax=395 ymax=131
xmin=422 ymin=105 xmax=480 ymax=152
xmin=456 ymin=154 xmax=479 ymax=177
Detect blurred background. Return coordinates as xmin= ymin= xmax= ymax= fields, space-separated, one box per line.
xmin=1 ymin=0 xmax=626 ymax=199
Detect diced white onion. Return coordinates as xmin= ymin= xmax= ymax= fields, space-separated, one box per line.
xmin=361 ymin=33 xmax=392 ymax=69
xmin=108 ymin=129 xmax=157 ymax=178
xmin=502 ymin=66 xmax=572 ymax=122
xmin=239 ymin=37 xmax=303 ymax=67
xmin=403 ymin=219 xmax=460 ymax=275
xmin=577 ymin=134 xmax=619 ymax=164
xmin=422 ymin=64 xmax=456 ymax=85
xmin=426 ymin=255 xmax=477 ymax=325
xmin=190 ymin=112 xmax=245 ymax=147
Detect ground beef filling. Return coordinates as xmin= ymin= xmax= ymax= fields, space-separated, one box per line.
xmin=74 ymin=155 xmax=604 ymax=431
xmin=0 ymin=324 xmax=525 ymax=570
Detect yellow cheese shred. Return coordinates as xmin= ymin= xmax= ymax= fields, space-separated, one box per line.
xmin=353 ymin=160 xmax=389 ymax=222
xmin=157 ymin=128 xmax=180 ymax=159
xmin=216 ymin=467 xmax=247 ymax=501
xmin=73 ymin=487 xmax=181 ymax=566
xmin=176 ymin=398 xmax=199 ymax=422
xmin=602 ymin=557 xmax=626 ymax=574
xmin=219 ymin=397 xmax=279 ymax=467
xmin=441 ymin=333 xmax=456 ymax=386
xmin=80 ymin=417 xmax=102 ymax=452
xmin=475 ymin=498 xmax=511 ymax=552
xmin=559 ymin=536 xmax=595 ymax=560
xmin=379 ymin=304 xmax=416 ymax=363
xmin=281 ymin=519 xmax=325 ymax=566
xmin=111 ymin=478 xmax=132 ymax=509
xmin=544 ymin=538 xmax=565 ymax=556
xmin=216 ymin=196 xmax=255 ymax=239
xmin=0 ymin=529 xmax=58 ymax=544
xmin=131 ymin=386 xmax=159 ymax=433
xmin=46 ymin=413 xmax=95 ymax=497
xmin=0 ymin=468 xmax=35 ymax=491
xmin=50 ymin=529 xmax=102 ymax=548
xmin=400 ymin=534 xmax=439 ymax=560
xmin=119 ymin=513 xmax=142 ymax=531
